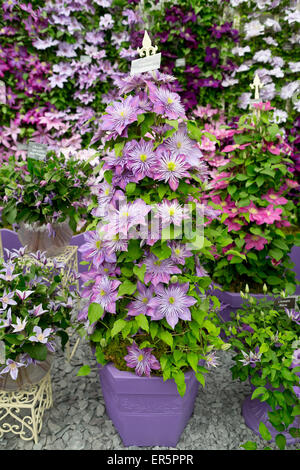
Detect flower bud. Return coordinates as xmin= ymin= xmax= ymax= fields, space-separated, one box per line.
xmin=100 ymin=338 xmax=106 ymax=348
xmin=170 ymin=275 xmax=178 ymax=283
xmin=249 ymin=296 xmax=255 ymax=304
xmin=221 ymin=343 xmax=231 ymax=351
xmin=263 ymin=283 xmax=267 ymax=294
xmin=245 ymin=284 xmax=249 ymax=294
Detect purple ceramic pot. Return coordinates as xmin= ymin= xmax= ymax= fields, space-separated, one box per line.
xmin=242 ymin=379 xmax=300 ymax=445
xmin=290 ymin=246 xmax=300 ymax=295
xmin=209 ymin=285 xmax=272 ymax=322
xmin=97 ymin=362 xmax=199 ymax=447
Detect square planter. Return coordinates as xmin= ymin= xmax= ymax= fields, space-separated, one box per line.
xmin=97 ymin=362 xmax=199 ymax=447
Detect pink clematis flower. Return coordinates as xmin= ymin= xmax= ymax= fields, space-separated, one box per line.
xmin=262 ymin=190 xmax=288 ymax=205
xmin=260 ymin=205 xmax=282 ymax=224
xmin=244 ymin=234 xmax=269 ymax=251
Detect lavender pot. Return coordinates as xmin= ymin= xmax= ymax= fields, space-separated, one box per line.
xmin=209 ymin=285 xmax=272 ymax=322
xmin=97 ymin=363 xmax=199 ymax=447
xmin=242 ymin=378 xmax=300 ymax=445
xmin=290 ymin=246 xmax=300 ymax=295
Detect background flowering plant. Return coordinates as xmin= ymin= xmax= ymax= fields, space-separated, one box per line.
xmin=199 ymin=102 xmax=298 ymax=294
xmin=218 ymin=291 xmax=300 ymax=449
xmin=76 ymin=71 xmax=230 ymax=395
xmin=0 ymin=247 xmax=79 ymax=380
xmin=0 ymin=150 xmax=97 ymax=233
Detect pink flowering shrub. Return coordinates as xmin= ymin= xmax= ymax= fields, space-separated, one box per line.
xmin=76 ymin=71 xmax=228 ymax=395
xmin=198 ymin=103 xmax=298 ymax=294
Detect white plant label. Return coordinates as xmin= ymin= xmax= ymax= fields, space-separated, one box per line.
xmin=0 ymin=341 xmax=5 ymax=365
xmin=80 ymin=55 xmax=92 ymax=64
xmin=175 ymin=58 xmax=186 ymax=67
xmin=27 ymin=141 xmax=48 ymax=161
xmin=130 ymin=53 xmax=161 ymax=76
xmin=0 ymin=81 xmax=6 ymax=105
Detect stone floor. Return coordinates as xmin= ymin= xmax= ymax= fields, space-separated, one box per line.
xmin=0 ymin=336 xmax=299 ymax=451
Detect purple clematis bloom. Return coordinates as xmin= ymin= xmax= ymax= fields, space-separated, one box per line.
xmin=78 ymin=231 xmax=116 ymax=268
xmin=127 ymin=281 xmax=155 ymax=317
xmin=0 ymin=290 xmax=17 ymax=309
xmin=0 ymin=359 xmax=25 ymax=380
xmin=155 ymin=199 xmax=190 ymax=227
xmin=100 ymin=95 xmax=143 ymax=138
xmin=29 ymin=326 xmax=52 ymax=344
xmin=91 ymin=276 xmax=121 ymax=314
xmin=0 ymin=265 xmax=20 ymax=282
xmin=124 ymin=342 xmax=160 ymax=377
xmin=29 ymin=304 xmax=48 ymax=317
xmin=204 ymin=47 xmax=220 ymax=67
xmin=15 ymin=290 xmax=34 ymax=300
xmin=144 ymin=254 xmax=181 ymax=287
xmin=125 ymin=139 xmax=157 ymax=180
xmin=285 ymin=308 xmax=300 ymax=325
xmin=152 ymin=149 xmax=190 ymax=191
xmin=168 ymin=241 xmax=193 ymax=265
xmin=147 ymin=82 xmax=186 ymax=120
xmin=148 ymin=282 xmax=196 ymax=329
xmin=164 ymin=126 xmax=203 ymax=167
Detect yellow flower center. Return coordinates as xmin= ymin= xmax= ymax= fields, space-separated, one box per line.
xmin=140 ymin=154 xmax=147 ymax=162
xmin=96 ymin=240 xmax=102 ymax=249
xmin=154 ymin=260 xmax=161 ymax=266
xmin=169 ymin=208 xmax=175 ymax=216
xmin=105 ymin=189 xmax=110 ymax=196
xmin=120 ymin=111 xmax=125 ymax=117
xmin=9 ymin=363 xmax=16 ymax=369
xmin=167 ymin=161 xmax=176 ymax=171
xmin=122 ymin=211 xmax=129 ymax=217
xmin=138 ymin=354 xmax=144 ymax=361
xmin=249 ymin=208 xmax=257 ymax=214
xmin=142 ymin=297 xmax=148 ymax=304
xmin=270 ymin=194 xmax=276 ymax=199
xmin=167 ymin=97 xmax=173 ymax=104
xmin=104 ymin=268 xmax=108 ymax=272
xmin=175 ymin=248 xmax=181 ymax=255
xmin=37 ymin=334 xmax=44 ymax=342
xmin=100 ymin=289 xmax=106 ymax=296
xmin=169 ymin=297 xmax=175 ymax=304
xmin=177 ymin=142 xmax=182 ymax=149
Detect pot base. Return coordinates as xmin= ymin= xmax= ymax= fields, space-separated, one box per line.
xmin=98 ymin=363 xmax=199 ymax=447
xmin=242 ymin=394 xmax=300 ymax=445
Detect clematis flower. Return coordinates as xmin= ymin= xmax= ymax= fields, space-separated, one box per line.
xmin=90 ymin=276 xmax=121 ymax=314
xmin=155 ymin=200 xmax=190 ymax=227
xmin=244 ymin=234 xmax=269 ymax=251
xmin=260 ymin=205 xmax=282 ymax=224
xmin=0 ymin=290 xmax=17 ymax=309
xmin=153 ymin=150 xmax=190 ymax=191
xmin=29 ymin=304 xmax=48 ymax=317
xmin=102 ymin=199 xmax=151 ymax=238
xmin=240 ymin=202 xmax=266 ymax=225
xmin=0 ymin=308 xmax=12 ymax=328
xmin=125 ymin=139 xmax=157 ymax=180
xmin=126 ymin=281 xmax=155 ymax=317
xmin=148 ymin=282 xmax=196 ymax=329
xmin=0 ymin=359 xmax=25 ymax=380
xmin=261 ymin=190 xmax=288 ymax=205
xmin=205 ymin=351 xmax=220 ymax=369
xmin=29 ymin=326 xmax=52 ymax=344
xmin=15 ymin=290 xmax=34 ymax=300
xmin=147 ymin=82 xmax=186 ymax=120
xmin=164 ymin=126 xmax=203 ymax=167
xmin=144 ymin=254 xmax=181 ymax=287
xmin=0 ymin=266 xmax=20 ymax=281
xmin=285 ymin=308 xmax=300 ymax=325
xmin=11 ymin=316 xmax=27 ymax=333
xmin=168 ymin=241 xmax=193 ymax=265
xmin=100 ymin=95 xmax=143 ymax=138
xmin=239 ymin=348 xmax=262 ymax=367
xmin=124 ymin=342 xmax=160 ymax=377
xmin=78 ymin=231 xmax=116 ymax=268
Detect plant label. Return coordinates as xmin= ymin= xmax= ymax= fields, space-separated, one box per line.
xmin=274 ymin=296 xmax=296 ymax=310
xmin=27 ymin=141 xmax=48 ymax=161
xmin=0 ymin=81 xmax=6 ymax=105
xmin=130 ymin=53 xmax=161 ymax=75
xmin=175 ymin=58 xmax=186 ymax=67
xmin=80 ymin=55 xmax=91 ymax=64
xmin=0 ymin=341 xmax=5 ymax=364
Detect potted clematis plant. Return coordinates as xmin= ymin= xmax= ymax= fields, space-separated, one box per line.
xmin=196 ymin=101 xmax=298 ymax=320
xmin=76 ymin=70 xmax=229 ymax=447
xmin=0 ymin=247 xmax=78 ymax=390
xmin=0 ymin=150 xmax=97 ymax=257
xmin=217 ymin=291 xmax=300 ymax=449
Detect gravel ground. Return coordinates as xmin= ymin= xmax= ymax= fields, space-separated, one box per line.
xmin=0 ymin=335 xmax=299 ymax=451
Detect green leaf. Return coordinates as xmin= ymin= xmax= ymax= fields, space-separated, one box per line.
xmin=240 ymin=441 xmax=257 ymax=450
xmin=133 ymin=264 xmax=146 ymax=282
xmin=275 ymin=434 xmax=286 ymax=450
xmin=111 ymin=319 xmax=127 ymax=337
xmin=195 ymin=371 xmax=205 ymax=388
xmin=160 ymin=330 xmax=173 ymax=348
xmin=174 ymin=370 xmax=186 ymax=397
xmin=135 ymin=314 xmax=149 ymax=332
xmin=150 ymin=322 xmax=158 ymax=339
xmin=76 ymin=365 xmax=91 ymax=376
xmin=187 ymin=352 xmax=198 ymax=372
xmin=251 ymin=387 xmax=268 ymax=400
xmin=118 ymin=280 xmax=137 ymax=297
xmin=88 ymin=303 xmax=104 ymax=325
xmin=23 ymin=343 xmax=48 ymax=361
xmin=150 ymin=242 xmax=172 ymax=260
xmin=259 ymin=421 xmax=272 ymax=441
xmin=126 ymin=182 xmax=136 ymax=195
xmin=267 ymin=276 xmax=282 ymax=285
xmin=269 ymin=248 xmax=283 ymax=261
xmin=281 ymin=367 xmax=295 ymax=381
